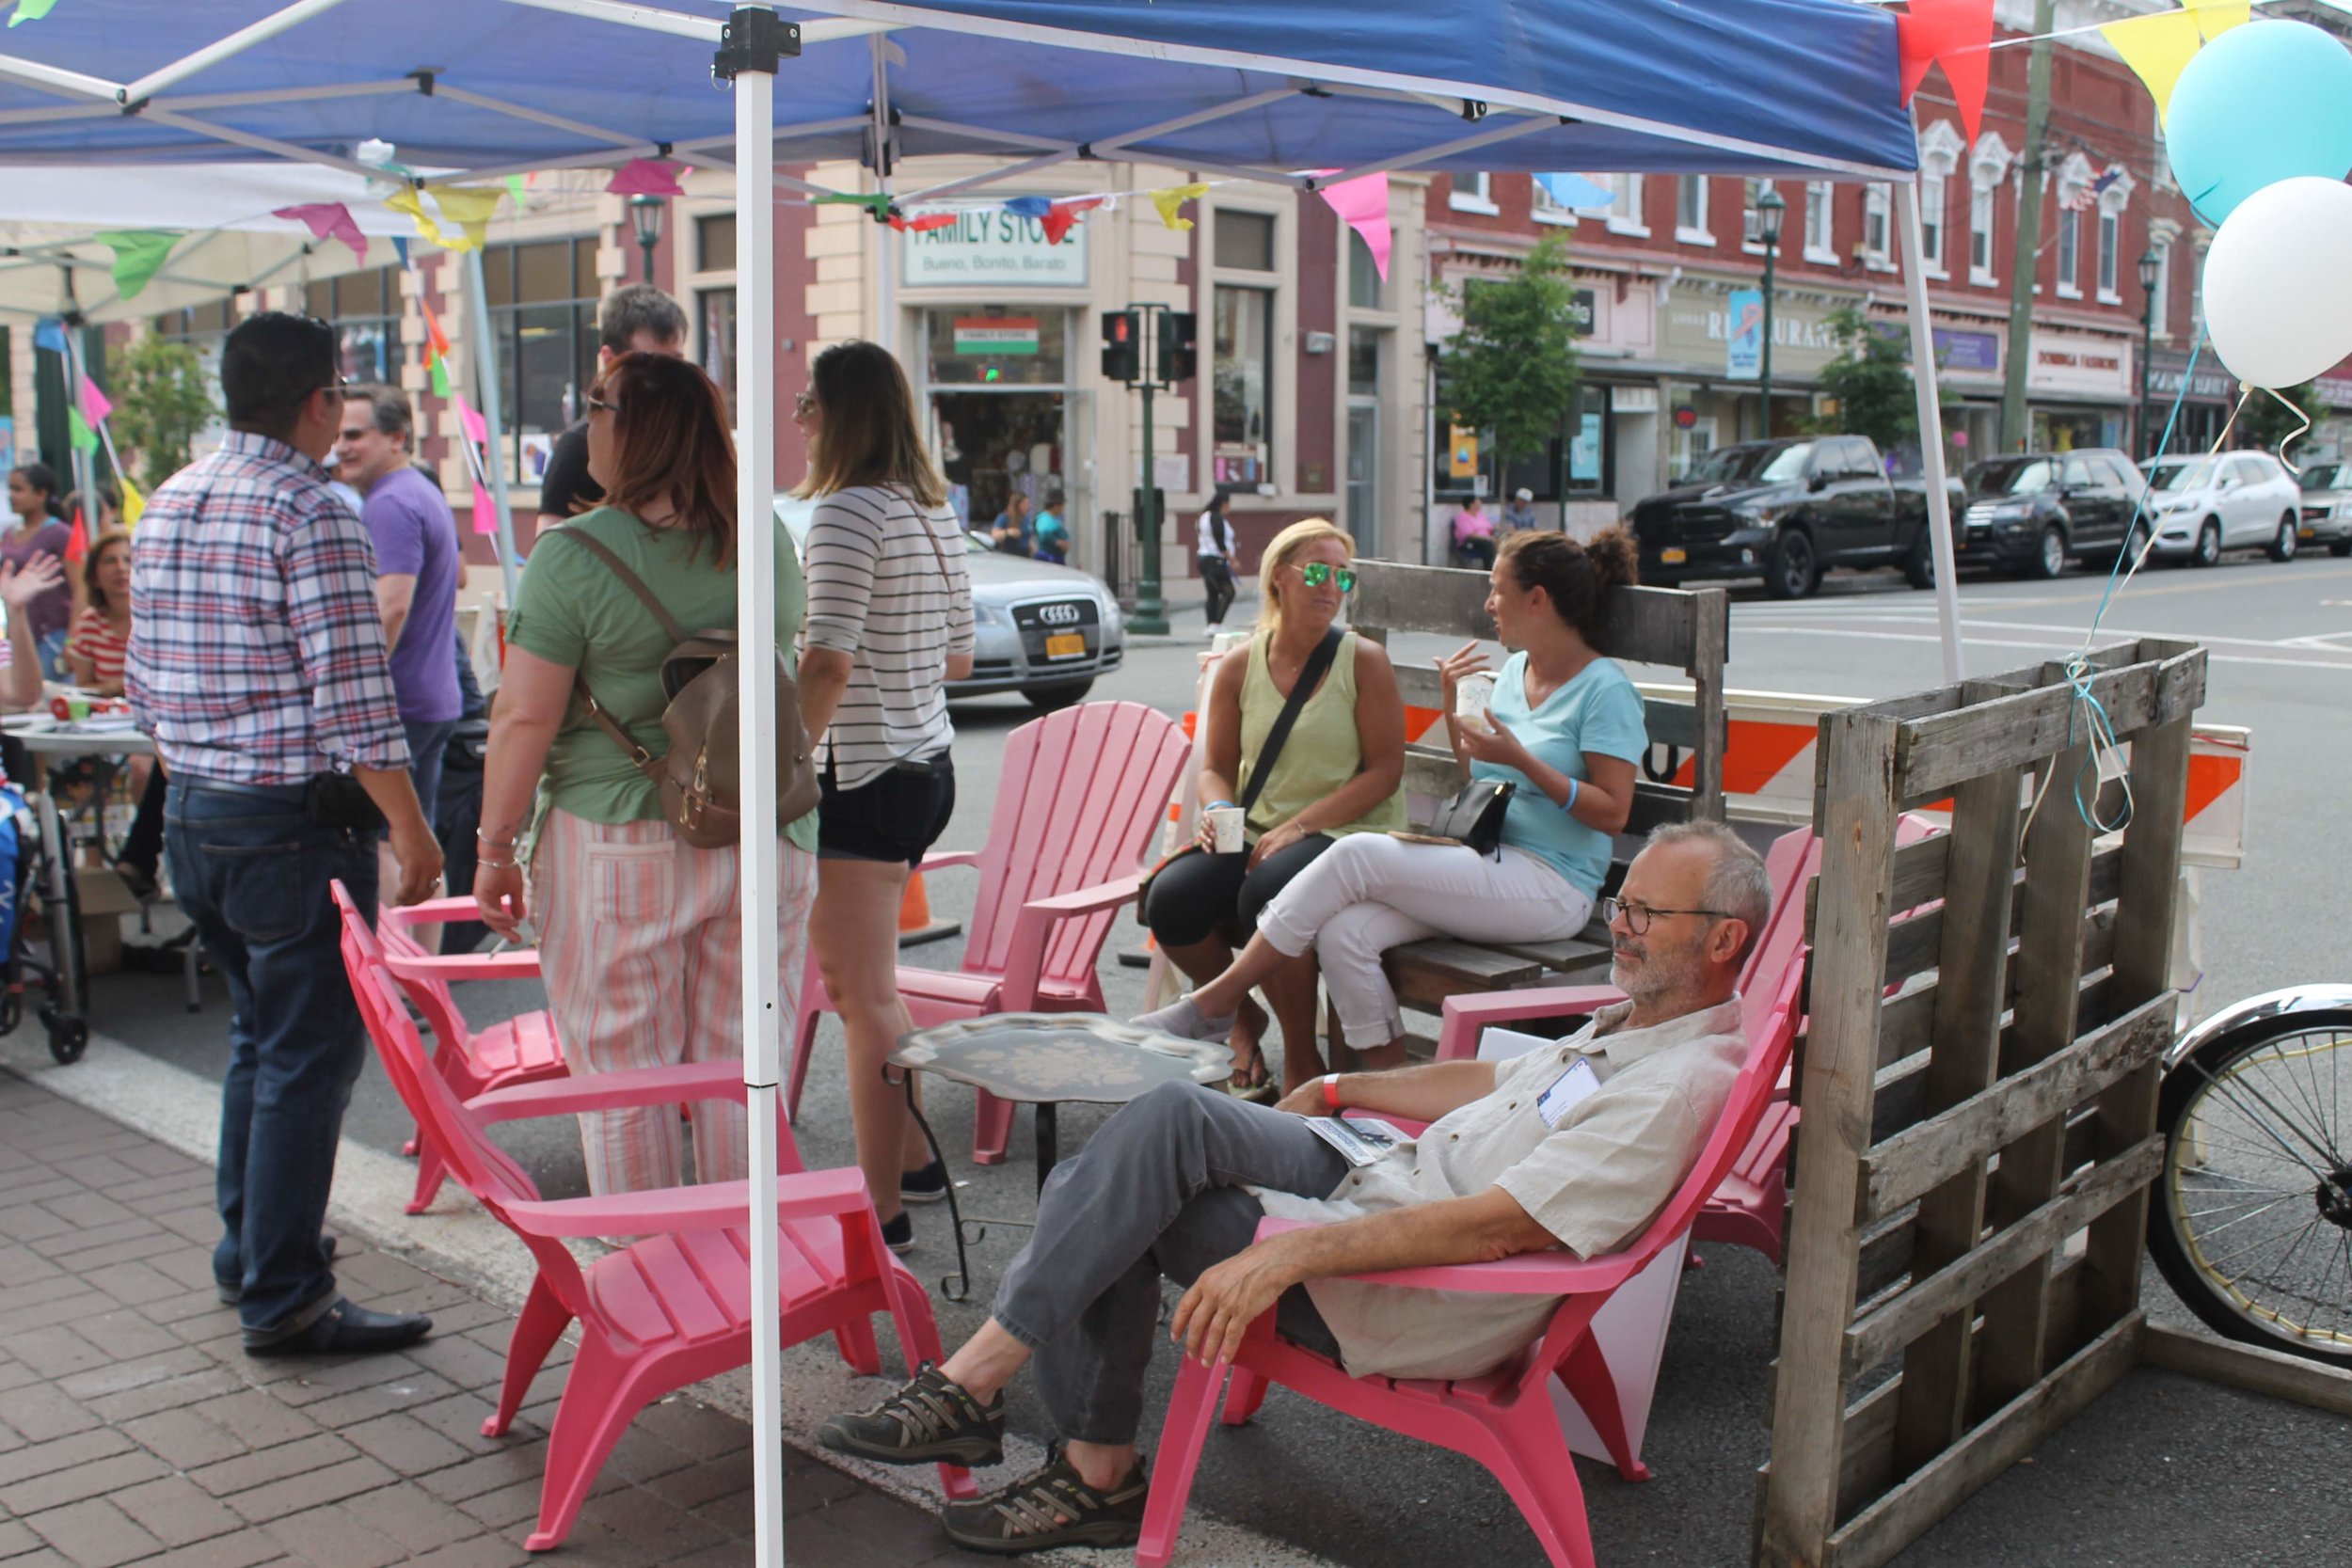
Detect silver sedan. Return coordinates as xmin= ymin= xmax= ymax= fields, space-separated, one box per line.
xmin=774 ymin=496 xmax=1127 ymax=710
xmin=2296 ymin=460 xmax=2352 ymax=558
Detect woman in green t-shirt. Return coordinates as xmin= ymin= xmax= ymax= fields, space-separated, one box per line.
xmin=473 ymin=354 xmax=819 ymax=1196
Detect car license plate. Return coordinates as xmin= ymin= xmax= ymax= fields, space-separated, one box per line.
xmin=1043 ymin=632 xmax=1087 ymax=660
xmin=1660 ymin=547 xmax=1688 ymax=564
xmin=2301 ymin=528 xmax=2316 ymax=540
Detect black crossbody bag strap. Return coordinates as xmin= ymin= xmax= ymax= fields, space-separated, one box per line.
xmin=1238 ymin=626 xmax=1344 ymax=816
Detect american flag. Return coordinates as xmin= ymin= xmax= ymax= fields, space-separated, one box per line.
xmin=2060 ymin=168 xmax=2122 ymax=212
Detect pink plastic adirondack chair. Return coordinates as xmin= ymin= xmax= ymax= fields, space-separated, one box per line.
xmin=331 ymin=884 xmax=973 ymax=1551
xmin=368 ymin=897 xmax=567 ymax=1214
xmin=1136 ymin=960 xmax=1808 ymax=1568
xmin=787 ymin=701 xmax=1191 ymax=1164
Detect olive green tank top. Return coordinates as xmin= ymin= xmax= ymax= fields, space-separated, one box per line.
xmin=1234 ymin=629 xmax=1407 ymax=840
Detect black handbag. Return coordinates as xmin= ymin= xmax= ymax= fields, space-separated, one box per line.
xmin=1419 ymin=777 xmax=1516 ymax=859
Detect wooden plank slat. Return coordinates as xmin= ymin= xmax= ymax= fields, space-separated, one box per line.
xmin=1823 ymin=1314 xmax=2144 ymax=1568
xmin=1391 ymin=663 xmax=1705 ymax=750
xmin=1861 ymin=996 xmax=2174 ymax=1223
xmin=1383 ymin=940 xmax=1545 ymax=993
xmin=1844 ymin=1133 xmax=2162 ymax=1380
xmin=1347 ymin=559 xmax=1493 ymax=640
xmin=1687 ymin=586 xmax=1729 ymax=820
xmin=2139 ymin=1323 xmax=2352 ymax=1418
xmin=1893 ymin=641 xmax=2204 ymax=800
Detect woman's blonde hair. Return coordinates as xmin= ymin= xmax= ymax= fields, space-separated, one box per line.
xmin=1255 ymin=518 xmax=1356 ymax=636
xmin=792 ymin=340 xmax=948 ymax=508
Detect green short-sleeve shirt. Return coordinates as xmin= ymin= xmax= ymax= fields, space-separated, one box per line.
xmin=505 ymin=506 xmax=818 ymax=849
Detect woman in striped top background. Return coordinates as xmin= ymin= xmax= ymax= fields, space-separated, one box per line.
xmin=66 ymin=530 xmax=134 ymax=693
xmin=794 ymin=340 xmax=976 ymax=1254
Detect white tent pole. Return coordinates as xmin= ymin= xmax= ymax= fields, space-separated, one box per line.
xmin=459 ymin=249 xmax=525 ymax=606
xmin=724 ymin=11 xmax=789 ymax=1568
xmin=119 ymin=0 xmax=357 ymax=104
xmin=0 ymin=54 xmax=120 ymax=103
xmin=871 ymin=33 xmax=895 ymax=354
xmin=1895 ymin=178 xmax=1963 ymax=683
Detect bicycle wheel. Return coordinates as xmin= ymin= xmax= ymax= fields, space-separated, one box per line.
xmin=2148 ymin=1013 xmax=2352 ymax=1368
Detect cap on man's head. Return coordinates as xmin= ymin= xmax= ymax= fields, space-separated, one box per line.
xmin=1515 ymin=487 xmax=1534 ymax=501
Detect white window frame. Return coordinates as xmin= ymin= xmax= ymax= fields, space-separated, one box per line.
xmin=2056 ymin=209 xmax=2082 ymax=299
xmin=2148 ymin=236 xmax=2171 ymax=338
xmin=1448 ymin=171 xmax=1498 ymax=215
xmin=1862 ymin=182 xmax=1893 ymax=270
xmin=1804 ymin=181 xmax=1837 ymax=264
xmin=1965 ymin=130 xmax=2011 ymax=289
xmin=1741 ymin=178 xmax=1774 ymax=254
xmin=1603 ymin=172 xmax=1648 ymax=237
xmin=1677 ymin=175 xmax=1713 ymax=245
xmin=2094 ymin=165 xmax=2134 ymax=306
xmin=1916 ymin=119 xmax=1966 ymax=281
xmin=1529 ymin=174 xmax=1576 ymax=229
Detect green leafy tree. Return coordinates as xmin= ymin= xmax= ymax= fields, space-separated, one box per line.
xmin=2237 ymin=380 xmax=2329 ymax=456
xmin=1809 ymin=305 xmax=1930 ymax=452
xmin=1437 ymin=235 xmax=1583 ymax=478
xmin=110 ymin=335 xmax=216 ymax=489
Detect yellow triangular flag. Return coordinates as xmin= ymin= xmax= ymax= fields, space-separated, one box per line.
xmin=1150 ymin=182 xmax=1210 ymax=231
xmin=384 ymin=187 xmax=446 ymax=245
xmin=2102 ymin=9 xmax=2207 ymax=123
xmin=429 ymin=185 xmax=503 ymax=252
xmin=119 ymin=474 xmax=144 ymax=531
xmin=2186 ymin=0 xmax=2249 ymax=41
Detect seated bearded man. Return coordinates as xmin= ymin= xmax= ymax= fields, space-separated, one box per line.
xmin=819 ymin=819 xmax=1772 ymax=1555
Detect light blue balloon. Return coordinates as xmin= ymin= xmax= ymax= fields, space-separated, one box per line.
xmin=2168 ymin=22 xmax=2352 ymax=225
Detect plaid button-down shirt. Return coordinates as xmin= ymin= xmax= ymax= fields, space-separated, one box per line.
xmin=125 ymin=432 xmax=410 ymax=785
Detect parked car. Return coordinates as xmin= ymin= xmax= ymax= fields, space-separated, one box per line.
xmin=774 ymin=496 xmax=1125 ymax=710
xmin=2296 ymin=459 xmax=2352 ymax=558
xmin=1959 ymin=448 xmax=2147 ymax=578
xmin=2138 ymin=451 xmax=2303 ymax=566
xmin=1630 ymin=436 xmax=1949 ymax=599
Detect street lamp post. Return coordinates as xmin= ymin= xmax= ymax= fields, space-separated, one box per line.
xmin=629 ymin=194 xmax=664 ymax=283
xmin=1756 ymin=186 xmax=1788 ymax=440
xmin=2136 ymin=247 xmax=2160 ymax=459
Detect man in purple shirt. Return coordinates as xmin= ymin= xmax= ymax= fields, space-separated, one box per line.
xmin=335 ymin=385 xmax=464 ymax=820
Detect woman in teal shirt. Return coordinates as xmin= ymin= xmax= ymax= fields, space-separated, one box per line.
xmin=1139 ymin=530 xmax=1646 ymax=1065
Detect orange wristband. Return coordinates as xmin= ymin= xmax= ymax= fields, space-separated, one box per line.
xmin=1322 ymin=1073 xmax=1343 ymax=1111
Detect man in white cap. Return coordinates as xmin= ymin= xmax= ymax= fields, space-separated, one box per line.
xmin=1502 ymin=486 xmax=1540 ymax=534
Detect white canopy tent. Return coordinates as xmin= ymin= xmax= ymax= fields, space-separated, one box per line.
xmin=0 ymin=6 xmax=1962 ymax=1562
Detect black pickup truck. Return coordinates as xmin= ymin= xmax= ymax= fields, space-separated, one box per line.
xmin=1629 ymin=436 xmax=1952 ymax=599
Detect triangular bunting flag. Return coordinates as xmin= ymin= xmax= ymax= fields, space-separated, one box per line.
xmin=76 ymin=374 xmax=112 ymax=427
xmin=32 ymin=317 xmax=68 ymax=356
xmin=814 ymin=191 xmax=894 ymax=217
xmin=63 ymin=509 xmax=87 ymax=564
xmin=606 ymin=158 xmax=687 ymax=198
xmin=1534 ymin=172 xmax=1613 ymax=210
xmin=8 ymin=0 xmax=64 ymax=27
xmin=421 ymin=298 xmax=452 ymax=360
xmin=94 ymin=230 xmax=182 ymax=300
xmin=384 ymin=187 xmax=446 ymax=245
xmin=2189 ymin=0 xmax=2249 ymax=40
xmin=275 ymin=201 xmax=370 ymax=263
xmin=506 ymin=173 xmax=529 ymax=210
xmin=428 ymin=185 xmax=502 ymax=252
xmin=1319 ymin=172 xmax=1393 ymax=282
xmin=391 ymin=234 xmax=410 ymax=268
xmin=1002 ymin=197 xmax=1053 ymax=219
xmin=1897 ymin=0 xmax=1996 ymax=141
xmin=2101 ymin=9 xmax=2207 ymax=123
xmin=429 ymin=356 xmax=452 ymax=401
xmin=1150 ymin=183 xmax=1211 ymax=231
xmin=1041 ymin=198 xmax=1101 ymax=245
xmin=67 ymin=409 xmax=97 ymax=455
xmin=118 ymin=475 xmax=144 ymax=531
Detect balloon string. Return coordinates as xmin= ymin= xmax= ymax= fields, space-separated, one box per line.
xmin=2251 ymin=383 xmax=2312 ymax=476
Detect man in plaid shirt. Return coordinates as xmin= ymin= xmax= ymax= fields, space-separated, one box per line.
xmin=127 ymin=312 xmax=445 ymax=1358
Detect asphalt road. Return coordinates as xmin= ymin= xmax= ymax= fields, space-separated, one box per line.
xmin=42 ymin=541 xmax=2352 ymax=1567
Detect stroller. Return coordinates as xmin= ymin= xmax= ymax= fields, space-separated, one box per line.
xmin=0 ymin=769 xmax=88 ymax=1064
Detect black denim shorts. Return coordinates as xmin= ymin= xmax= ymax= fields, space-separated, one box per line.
xmin=817 ymin=753 xmax=957 ymax=867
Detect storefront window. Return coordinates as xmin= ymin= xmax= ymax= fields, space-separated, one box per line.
xmin=1213 ymin=285 xmax=1272 ymax=487
xmin=924 ymin=308 xmax=1068 ymax=388
xmin=699 ymin=287 xmax=737 ymax=393
xmin=483 ymin=238 xmax=599 ymax=483
xmin=696 ymin=213 xmax=737 ymax=272
xmin=304 ymin=267 xmax=401 ymax=385
xmin=1214 ymin=210 xmax=1276 ymax=272
xmin=1347 ymin=229 xmax=1385 ymax=311
xmin=1347 ymin=325 xmax=1381 ymax=399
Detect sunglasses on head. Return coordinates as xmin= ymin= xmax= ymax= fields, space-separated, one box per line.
xmin=1297 ymin=562 xmax=1357 ymax=591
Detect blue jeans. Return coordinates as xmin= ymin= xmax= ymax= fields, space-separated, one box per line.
xmin=166 ymin=777 xmax=379 ymax=1335
xmin=403 ymin=717 xmax=458 ymax=822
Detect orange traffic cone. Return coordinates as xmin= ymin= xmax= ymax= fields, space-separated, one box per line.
xmin=898 ymin=871 xmax=961 ymax=947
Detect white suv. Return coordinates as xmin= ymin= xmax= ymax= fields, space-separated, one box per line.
xmin=2141 ymin=451 xmax=2304 ymax=566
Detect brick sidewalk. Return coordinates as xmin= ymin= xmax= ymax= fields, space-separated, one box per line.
xmin=0 ymin=1069 xmax=995 ymax=1568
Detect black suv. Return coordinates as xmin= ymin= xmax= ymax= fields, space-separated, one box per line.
xmin=1959 ymin=449 xmax=2148 ymax=578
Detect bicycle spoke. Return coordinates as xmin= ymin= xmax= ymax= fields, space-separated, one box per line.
xmin=2201 ymin=1210 xmax=2322 ymax=1278
xmin=2185 ymin=1192 xmax=2306 ymax=1246
xmin=2186 ymin=1058 xmax=2335 ymax=1177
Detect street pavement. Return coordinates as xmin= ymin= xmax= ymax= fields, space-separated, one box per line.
xmin=6 ymin=543 xmax=2347 ymax=1565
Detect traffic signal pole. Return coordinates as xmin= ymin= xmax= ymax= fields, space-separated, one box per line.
xmin=1103 ymin=303 xmax=1192 ymax=636
xmin=1136 ymin=356 xmax=1166 ymax=633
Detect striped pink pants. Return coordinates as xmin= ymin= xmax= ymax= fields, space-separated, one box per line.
xmin=532 ymin=808 xmax=818 ymax=1196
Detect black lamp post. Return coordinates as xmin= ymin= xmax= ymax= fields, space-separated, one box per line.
xmin=1756 ymin=186 xmax=1788 ymax=440
xmin=2136 ymin=247 xmax=2160 ymax=459
xmin=628 ymin=194 xmax=664 ymax=283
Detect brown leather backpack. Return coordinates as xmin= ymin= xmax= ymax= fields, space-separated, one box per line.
xmin=550 ymin=525 xmax=820 ymax=848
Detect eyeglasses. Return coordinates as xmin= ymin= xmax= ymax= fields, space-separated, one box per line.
xmin=1297 ymin=562 xmax=1357 ymax=592
xmin=586 ymin=393 xmax=619 ymax=417
xmin=792 ymin=391 xmax=818 ymax=420
xmin=1600 ymin=896 xmax=1732 ymax=936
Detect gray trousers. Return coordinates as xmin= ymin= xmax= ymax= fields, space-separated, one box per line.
xmin=993 ymin=1082 xmax=1350 ymax=1446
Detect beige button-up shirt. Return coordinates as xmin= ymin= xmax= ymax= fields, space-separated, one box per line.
xmin=1256 ymin=996 xmax=1747 ymax=1381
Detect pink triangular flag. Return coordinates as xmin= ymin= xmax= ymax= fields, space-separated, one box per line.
xmin=76 ymin=373 xmax=112 ymax=427
xmin=273 ymin=201 xmax=369 ymax=264
xmin=606 ymin=158 xmax=686 ymax=198
xmin=472 ymin=478 xmax=499 ymax=536
xmin=453 ymin=392 xmax=488 ymax=449
xmin=1319 ymin=171 xmax=1391 ymax=281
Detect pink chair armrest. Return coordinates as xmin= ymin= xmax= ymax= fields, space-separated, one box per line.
xmin=1249 ymin=1216 xmax=1631 ymax=1295
xmin=1025 ymin=869 xmax=1145 ymax=918
xmin=382 ymin=948 xmax=545 ymax=982
xmin=919 ymin=849 xmax=982 ymax=874
xmin=500 ymin=1168 xmax=870 ymax=1239
xmin=466 ymin=1060 xmax=748 ymax=1124
xmin=1435 ymin=985 xmax=1626 ymax=1062
xmin=995 ymin=870 xmax=1147 ymax=1010
xmin=380 ymin=895 xmax=485 ymax=927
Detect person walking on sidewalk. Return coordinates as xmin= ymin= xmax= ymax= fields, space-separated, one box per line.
xmin=1196 ymin=486 xmax=1238 ymax=634
xmin=125 ymin=311 xmax=444 ymax=1358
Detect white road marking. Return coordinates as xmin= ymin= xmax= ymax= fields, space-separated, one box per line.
xmin=1733 ymin=625 xmax=2352 ymax=672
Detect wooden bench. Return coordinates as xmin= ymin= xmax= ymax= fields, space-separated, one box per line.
xmin=1341 ymin=558 xmax=1729 ymax=1037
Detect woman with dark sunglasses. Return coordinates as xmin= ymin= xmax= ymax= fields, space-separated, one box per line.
xmin=1140 ymin=519 xmax=1406 ymax=1099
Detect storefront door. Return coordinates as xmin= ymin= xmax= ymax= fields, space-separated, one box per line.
xmin=924 ymin=309 xmax=1073 ymax=547
xmin=1346 ymin=400 xmax=1380 ymax=557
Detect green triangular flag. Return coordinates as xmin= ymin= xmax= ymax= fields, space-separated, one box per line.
xmin=814 ymin=191 xmax=893 ymax=217
xmin=68 ymin=407 xmax=98 ymax=454
xmin=8 ymin=0 xmax=65 ymax=29
xmin=93 ymin=229 xmax=182 ymax=299
xmin=429 ymin=355 xmax=452 ymax=401
xmin=506 ymin=174 xmax=528 ymax=209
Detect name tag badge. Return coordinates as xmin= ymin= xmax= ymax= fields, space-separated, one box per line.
xmin=1535 ymin=1057 xmax=1602 ymax=1130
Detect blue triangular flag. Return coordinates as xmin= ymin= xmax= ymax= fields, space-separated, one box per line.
xmin=1002 ymin=196 xmax=1053 ymax=219
xmin=391 ymin=234 xmax=410 ymax=268
xmin=32 ymin=316 xmax=68 ymax=355
xmin=1534 ymin=172 xmax=1614 ymax=211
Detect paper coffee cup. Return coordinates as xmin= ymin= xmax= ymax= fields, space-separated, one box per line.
xmin=1455 ymin=673 xmax=1496 ymax=729
xmin=1206 ymin=805 xmax=1246 ymax=854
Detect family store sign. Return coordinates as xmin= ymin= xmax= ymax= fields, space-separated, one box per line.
xmin=902 ymin=208 xmax=1089 ymax=288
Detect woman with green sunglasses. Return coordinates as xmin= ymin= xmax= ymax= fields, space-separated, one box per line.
xmin=1141 ymin=519 xmax=1407 ymax=1100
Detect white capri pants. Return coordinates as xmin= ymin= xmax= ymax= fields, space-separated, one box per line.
xmin=1254 ymin=832 xmax=1595 ymax=1049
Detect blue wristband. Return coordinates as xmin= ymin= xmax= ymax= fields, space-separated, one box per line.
xmin=1561 ymin=777 xmax=1580 ymax=815
xmin=1207 ymin=799 xmax=1236 ymax=810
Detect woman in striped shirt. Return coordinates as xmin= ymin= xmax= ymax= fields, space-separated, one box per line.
xmin=793 ymin=341 xmax=975 ymax=1255
xmin=65 ymin=530 xmax=133 ymax=693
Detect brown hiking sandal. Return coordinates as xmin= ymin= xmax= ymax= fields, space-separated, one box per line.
xmin=939 ymin=1447 xmax=1150 ymax=1555
xmin=818 ymin=1363 xmax=1005 ymax=1467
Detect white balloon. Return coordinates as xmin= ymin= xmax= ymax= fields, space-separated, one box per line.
xmin=2202 ymin=175 xmax=2352 ymax=389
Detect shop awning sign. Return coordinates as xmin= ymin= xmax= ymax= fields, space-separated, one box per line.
xmin=954 ymin=317 xmax=1041 ymax=355
xmin=904 ymin=209 xmax=1089 ymax=287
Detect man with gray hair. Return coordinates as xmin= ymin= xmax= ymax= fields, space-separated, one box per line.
xmin=533 ymin=282 xmax=689 ymax=532
xmin=819 ymin=821 xmax=1766 ymax=1556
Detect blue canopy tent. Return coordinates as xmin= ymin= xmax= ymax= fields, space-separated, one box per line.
xmin=0 ymin=6 xmax=1953 ymax=1560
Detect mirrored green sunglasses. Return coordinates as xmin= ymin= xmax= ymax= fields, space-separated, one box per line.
xmin=1298 ymin=562 xmax=1357 ymax=591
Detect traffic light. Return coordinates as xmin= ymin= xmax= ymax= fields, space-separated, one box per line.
xmin=1157 ymin=310 xmax=1198 ymax=385
xmin=1100 ymin=309 xmax=1142 ymax=384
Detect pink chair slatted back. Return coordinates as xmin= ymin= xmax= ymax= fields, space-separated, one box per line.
xmin=374 ymin=918 xmax=475 ymax=1061
xmin=1738 ymin=828 xmax=1821 ymax=1042
xmin=961 ymin=701 xmax=1191 ymax=984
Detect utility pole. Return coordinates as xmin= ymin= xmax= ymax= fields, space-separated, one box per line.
xmin=1998 ymin=0 xmax=2056 ymax=453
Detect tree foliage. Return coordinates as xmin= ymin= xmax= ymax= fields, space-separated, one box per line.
xmin=1438 ymin=235 xmax=1583 ymax=469
xmin=2235 ymin=380 xmax=2330 ymax=458
xmin=110 ymin=335 xmax=216 ymax=489
xmin=1808 ymin=305 xmax=1930 ymax=452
